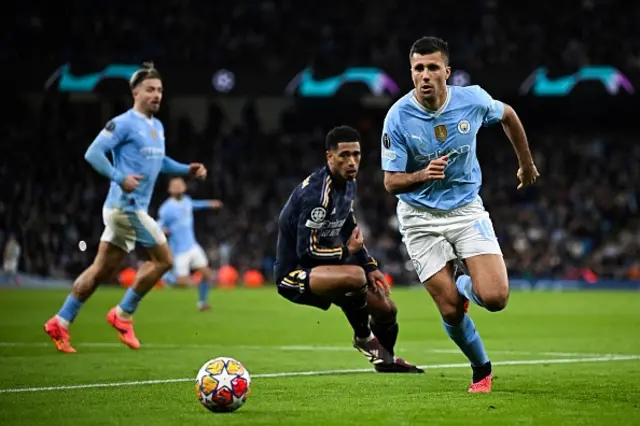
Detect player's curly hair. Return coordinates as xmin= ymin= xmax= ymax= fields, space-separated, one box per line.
xmin=325 ymin=125 xmax=361 ymax=151
xmin=129 ymin=61 xmax=162 ymax=89
xmin=410 ymin=36 xmax=449 ymax=63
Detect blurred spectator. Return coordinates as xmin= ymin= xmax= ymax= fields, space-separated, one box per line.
xmin=2 ymin=96 xmax=639 ymax=284
xmin=2 ymin=1 xmax=638 ymax=284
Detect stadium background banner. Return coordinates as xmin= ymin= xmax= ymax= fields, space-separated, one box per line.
xmin=7 ymin=62 xmax=639 ymax=98
xmin=4 ymin=62 xmax=637 ymax=124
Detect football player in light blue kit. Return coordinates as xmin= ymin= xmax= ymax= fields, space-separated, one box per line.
xmin=381 ymin=37 xmax=540 ymax=392
xmin=158 ymin=177 xmax=223 ymax=311
xmin=44 ymin=63 xmax=208 ymax=353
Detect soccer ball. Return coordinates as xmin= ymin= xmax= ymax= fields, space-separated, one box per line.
xmin=195 ymin=357 xmax=252 ymax=413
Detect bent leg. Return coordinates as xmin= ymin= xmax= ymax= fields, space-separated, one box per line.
xmin=425 ymin=262 xmax=492 ymax=388
xmin=308 ymin=265 xmax=370 ymax=339
xmin=191 ymin=245 xmax=213 ymax=310
xmin=464 ymin=254 xmax=509 ymax=312
xmin=366 ymin=290 xmax=398 ymax=355
xmin=45 ymin=241 xmax=127 ymax=353
xmin=452 ymin=209 xmax=508 ymax=312
xmin=115 ymin=210 xmax=173 ymax=319
xmin=58 ymin=241 xmax=127 ymax=324
xmin=277 ymin=265 xmax=394 ymax=366
xmin=117 ymin=243 xmax=173 ymax=318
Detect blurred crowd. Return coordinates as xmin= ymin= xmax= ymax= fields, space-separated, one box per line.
xmin=2 ymin=95 xmax=639 ymax=284
xmin=2 ymin=0 xmax=639 ymax=284
xmin=6 ymin=0 xmax=640 ymax=72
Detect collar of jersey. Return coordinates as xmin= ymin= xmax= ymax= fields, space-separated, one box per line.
xmin=324 ymin=165 xmax=348 ymax=189
xmin=130 ymin=108 xmax=154 ymax=125
xmin=410 ymin=86 xmax=451 ymax=119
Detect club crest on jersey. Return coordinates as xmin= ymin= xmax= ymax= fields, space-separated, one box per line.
xmin=150 ymin=129 xmax=158 ymax=140
xmin=457 ymin=120 xmax=471 ymax=134
xmin=434 ymin=125 xmax=447 ymax=142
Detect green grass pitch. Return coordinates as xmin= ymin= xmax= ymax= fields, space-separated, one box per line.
xmin=0 ymin=287 xmax=639 ymax=425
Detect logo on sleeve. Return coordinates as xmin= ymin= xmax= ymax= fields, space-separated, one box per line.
xmin=101 ymin=121 xmax=116 ymax=138
xmin=382 ymin=133 xmax=390 ymax=149
xmin=381 ymin=150 xmax=396 ymax=160
xmin=310 ymin=207 xmax=326 ymax=223
xmin=305 ymin=207 xmax=327 ymax=229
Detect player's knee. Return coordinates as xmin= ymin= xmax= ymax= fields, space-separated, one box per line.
xmin=342 ymin=266 xmax=367 ymax=291
xmin=440 ymin=302 xmax=464 ymax=325
xmin=156 ymin=257 xmax=173 ymax=274
xmin=368 ymin=294 xmax=397 ymax=320
xmin=483 ymin=290 xmax=509 ymax=312
xmin=93 ymin=258 xmax=120 ymax=283
xmin=377 ymin=298 xmax=398 ymax=322
xmin=478 ymin=283 xmax=509 ymax=312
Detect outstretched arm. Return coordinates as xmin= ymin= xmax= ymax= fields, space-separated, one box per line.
xmin=191 ymin=200 xmax=223 ymax=211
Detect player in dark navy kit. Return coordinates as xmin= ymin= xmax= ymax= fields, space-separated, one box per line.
xmin=274 ymin=125 xmax=423 ymax=373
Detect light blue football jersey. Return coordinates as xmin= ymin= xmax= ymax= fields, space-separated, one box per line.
xmin=381 ymin=85 xmax=505 ymax=211
xmin=157 ymin=195 xmax=211 ymax=255
xmin=85 ymin=109 xmax=189 ymax=213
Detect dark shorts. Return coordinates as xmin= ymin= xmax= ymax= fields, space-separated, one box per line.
xmin=276 ymin=267 xmax=332 ymax=311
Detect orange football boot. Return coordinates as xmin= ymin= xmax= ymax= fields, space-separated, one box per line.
xmin=106 ymin=307 xmax=141 ymax=349
xmin=44 ymin=317 xmax=76 ymax=353
xmin=468 ymin=374 xmax=493 ymax=393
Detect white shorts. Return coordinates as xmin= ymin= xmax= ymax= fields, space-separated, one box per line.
xmin=3 ymin=261 xmax=18 ymax=274
xmin=397 ymin=197 xmax=502 ymax=282
xmin=100 ymin=208 xmax=167 ymax=253
xmin=174 ymin=244 xmax=209 ymax=277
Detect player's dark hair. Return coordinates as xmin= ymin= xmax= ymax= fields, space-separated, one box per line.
xmin=129 ymin=61 xmax=162 ymax=89
xmin=409 ymin=36 xmax=449 ymax=63
xmin=325 ymin=125 xmax=361 ymax=151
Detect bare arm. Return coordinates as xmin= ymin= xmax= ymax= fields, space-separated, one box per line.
xmin=383 ymin=156 xmax=448 ymax=195
xmin=383 ymin=171 xmax=426 ymax=195
xmin=501 ymin=104 xmax=534 ymax=167
xmin=501 ymin=104 xmax=539 ymax=189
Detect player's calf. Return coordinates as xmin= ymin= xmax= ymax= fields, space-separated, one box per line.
xmin=367 ymin=290 xmax=398 ymax=355
xmin=366 ymin=293 xmax=424 ymax=373
xmin=195 ymin=266 xmax=215 ymax=311
xmin=426 ymin=265 xmax=492 ymax=387
xmin=108 ymin=244 xmax=172 ymax=349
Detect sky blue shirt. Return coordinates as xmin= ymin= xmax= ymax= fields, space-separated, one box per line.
xmin=157 ymin=195 xmax=211 ymax=254
xmin=84 ymin=109 xmax=189 ymax=213
xmin=381 ymin=85 xmax=505 ymax=211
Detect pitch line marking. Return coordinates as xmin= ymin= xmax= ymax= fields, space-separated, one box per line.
xmin=1 ymin=355 xmax=638 ymax=394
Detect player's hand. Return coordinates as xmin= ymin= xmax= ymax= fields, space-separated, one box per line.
xmin=420 ymin=155 xmax=448 ymax=182
xmin=188 ymin=163 xmax=207 ymax=180
xmin=367 ymin=269 xmax=391 ymax=297
xmin=121 ymin=174 xmax=143 ymax=193
xmin=209 ymin=199 xmax=224 ymax=209
xmin=347 ymin=227 xmax=364 ymax=254
xmin=517 ymin=162 xmax=540 ymax=190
